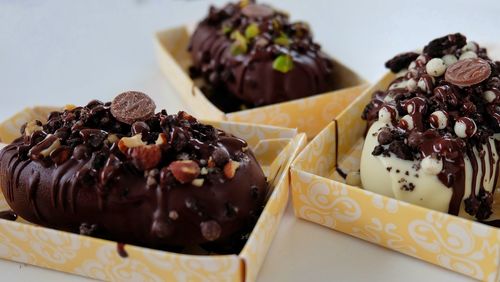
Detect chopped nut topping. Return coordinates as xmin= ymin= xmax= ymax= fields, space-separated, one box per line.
xmin=223 ymin=160 xmax=240 ymax=179
xmin=192 ymin=178 xmax=205 ymax=187
xmin=155 ymin=133 xmax=167 ymax=145
xmin=118 ymin=134 xmax=146 ymax=153
xmin=168 ymin=160 xmax=201 ymax=184
xmin=24 ymin=120 xmax=42 ymax=136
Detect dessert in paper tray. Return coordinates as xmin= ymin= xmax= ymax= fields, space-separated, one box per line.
xmin=0 ymin=91 xmax=306 ymax=282
xmin=155 ymin=0 xmax=367 ymax=138
xmin=291 ymin=34 xmax=500 ymax=281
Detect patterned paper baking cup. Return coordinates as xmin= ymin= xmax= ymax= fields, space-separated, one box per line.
xmin=0 ymin=106 xmax=307 ymax=282
xmin=291 ymin=73 xmax=500 ymax=282
xmin=155 ymin=25 xmax=368 ymax=139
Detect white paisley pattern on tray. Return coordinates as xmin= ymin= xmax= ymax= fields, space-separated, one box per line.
xmin=298 ymin=179 xmax=361 ymax=228
xmin=75 ymin=245 xmax=163 ymax=282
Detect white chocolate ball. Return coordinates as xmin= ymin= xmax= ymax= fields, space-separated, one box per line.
xmin=429 ymin=111 xmax=448 ymax=129
xmin=406 ymin=78 xmax=417 ymax=90
xmin=401 ymin=115 xmax=414 ymax=130
xmin=483 ymin=90 xmax=497 ymax=103
xmin=426 ymin=58 xmax=447 ymax=77
xmin=462 ymin=41 xmax=478 ymax=53
xmin=459 ymin=51 xmax=478 ymax=60
xmin=421 ymin=155 xmax=443 ymax=175
xmin=442 ymin=54 xmax=458 ymax=66
xmin=454 ymin=118 xmax=477 ymax=138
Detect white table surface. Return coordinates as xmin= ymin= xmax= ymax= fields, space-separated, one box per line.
xmin=1 ymin=0 xmax=499 ymax=281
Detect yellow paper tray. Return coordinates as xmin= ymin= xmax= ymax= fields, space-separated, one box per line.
xmin=154 ymin=25 xmax=368 ymax=138
xmin=0 ymin=106 xmax=307 ymax=282
xmin=291 ymin=72 xmax=500 ymax=282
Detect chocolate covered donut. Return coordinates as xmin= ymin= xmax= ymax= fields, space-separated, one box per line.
xmin=360 ymin=34 xmax=500 ymax=222
xmin=0 ymin=92 xmax=267 ymax=252
xmin=188 ymin=0 xmax=336 ymax=112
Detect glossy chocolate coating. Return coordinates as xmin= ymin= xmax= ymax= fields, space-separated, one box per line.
xmin=362 ymin=33 xmax=500 ymax=221
xmin=188 ymin=1 xmax=336 ymax=111
xmin=0 ymin=99 xmax=267 ymax=251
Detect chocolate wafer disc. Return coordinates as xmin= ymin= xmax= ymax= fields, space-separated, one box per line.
xmin=111 ymin=91 xmax=156 ymax=124
xmin=445 ymin=58 xmax=491 ymax=87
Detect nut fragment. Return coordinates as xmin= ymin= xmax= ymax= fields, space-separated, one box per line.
xmin=191 ymin=178 xmax=205 ymax=187
xmin=223 ymin=160 xmax=240 ymax=179
xmin=24 ymin=120 xmax=42 ymax=136
xmin=64 ymin=104 xmax=77 ymax=111
xmin=129 ymin=145 xmax=162 ymax=170
xmin=118 ymin=134 xmax=146 ymax=153
xmin=155 ymin=133 xmax=167 ymax=145
xmin=168 ymin=160 xmax=201 ymax=184
xmin=107 ymin=134 xmax=119 ymax=144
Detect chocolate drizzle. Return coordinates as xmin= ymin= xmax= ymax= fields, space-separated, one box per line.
xmin=188 ymin=0 xmax=336 ymax=112
xmin=0 ymin=97 xmax=267 ymax=253
xmin=362 ymin=33 xmax=500 ymax=221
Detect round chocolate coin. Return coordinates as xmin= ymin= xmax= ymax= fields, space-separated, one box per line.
xmin=111 ymin=91 xmax=156 ymax=125
xmin=445 ymin=58 xmax=491 ymax=87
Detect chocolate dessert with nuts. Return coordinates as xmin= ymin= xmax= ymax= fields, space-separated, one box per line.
xmin=0 ymin=91 xmax=267 ymax=253
xmin=360 ymin=33 xmax=500 ymax=222
xmin=188 ymin=0 xmax=336 ymax=112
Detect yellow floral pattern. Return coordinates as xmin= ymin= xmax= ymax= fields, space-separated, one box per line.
xmin=0 ymin=107 xmax=307 ymax=282
xmin=155 ymin=26 xmax=368 ymax=139
xmin=291 ymin=73 xmax=500 ymax=282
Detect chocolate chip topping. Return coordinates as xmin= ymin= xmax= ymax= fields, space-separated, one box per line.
xmin=362 ymin=33 xmax=500 ymax=221
xmin=0 ymin=94 xmax=268 ymax=252
xmin=445 ymin=58 xmax=492 ymax=87
xmin=385 ymin=52 xmax=420 ymax=73
xmin=110 ymin=91 xmax=156 ymax=125
xmin=423 ymin=33 xmax=467 ymax=57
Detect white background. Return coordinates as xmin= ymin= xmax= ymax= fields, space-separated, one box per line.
xmin=1 ymin=0 xmax=499 ymax=281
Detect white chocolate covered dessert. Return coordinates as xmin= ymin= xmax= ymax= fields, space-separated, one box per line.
xmin=360 ymin=33 xmax=500 ymax=221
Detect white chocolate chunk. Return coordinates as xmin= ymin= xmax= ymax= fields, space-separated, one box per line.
xmin=407 ymin=78 xmax=417 ymax=90
xmin=459 ymin=51 xmax=478 ymax=60
xmin=426 ymin=58 xmax=446 ymax=77
xmin=483 ymin=90 xmax=496 ymax=103
xmin=401 ymin=115 xmax=414 ymax=130
xmin=462 ymin=41 xmax=478 ymax=53
xmin=430 ymin=111 xmax=448 ymax=129
xmin=442 ymin=54 xmax=458 ymax=66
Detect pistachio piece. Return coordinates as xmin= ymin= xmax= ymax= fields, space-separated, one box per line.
xmin=272 ymin=54 xmax=294 ymax=73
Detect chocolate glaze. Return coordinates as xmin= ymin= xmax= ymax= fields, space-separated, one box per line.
xmin=0 ymin=210 xmax=17 ymax=221
xmin=362 ymin=33 xmax=500 ymax=221
xmin=188 ymin=0 xmax=336 ymax=112
xmin=0 ymin=99 xmax=267 ymax=252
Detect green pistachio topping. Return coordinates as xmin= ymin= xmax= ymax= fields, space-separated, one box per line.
xmin=274 ymin=32 xmax=291 ymax=47
xmin=272 ymin=54 xmax=294 ymax=73
xmin=244 ymin=23 xmax=260 ymax=40
xmin=230 ymin=31 xmax=248 ymax=55
xmin=222 ymin=24 xmax=232 ymax=35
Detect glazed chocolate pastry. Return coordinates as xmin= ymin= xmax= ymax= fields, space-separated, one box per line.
xmin=0 ymin=91 xmax=267 ymax=252
xmin=188 ymin=0 xmax=336 ymax=112
xmin=360 ymin=33 xmax=500 ymax=222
